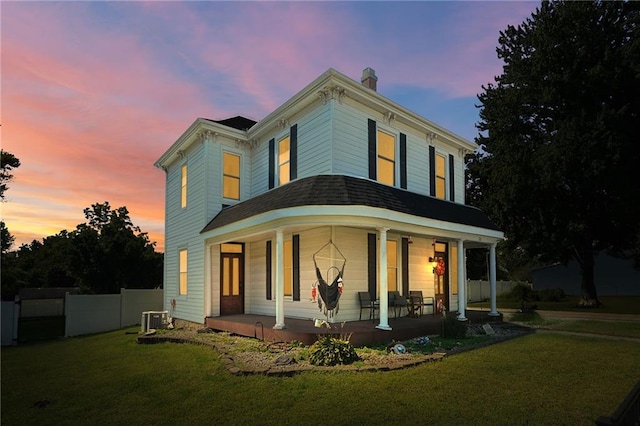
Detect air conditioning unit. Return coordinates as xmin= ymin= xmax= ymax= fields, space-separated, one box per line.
xmin=141 ymin=311 xmax=169 ymax=333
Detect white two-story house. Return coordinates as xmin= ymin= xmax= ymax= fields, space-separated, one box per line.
xmin=154 ymin=68 xmax=503 ymax=331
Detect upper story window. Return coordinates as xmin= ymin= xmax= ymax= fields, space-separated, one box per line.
xmin=435 ymin=153 xmax=446 ymax=200
xmin=368 ymin=119 xmax=407 ymax=189
xmin=269 ymin=124 xmax=297 ymax=189
xmin=180 ymin=164 xmax=187 ymax=208
xmin=278 ymin=136 xmax=290 ymax=186
xmin=223 ymin=152 xmax=241 ymax=200
xmin=377 ymin=130 xmax=396 ymax=186
xmin=179 ymin=248 xmax=188 ymax=295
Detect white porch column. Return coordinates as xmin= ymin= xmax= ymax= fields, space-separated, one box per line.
xmin=273 ymin=229 xmax=286 ymax=329
xmin=457 ymin=239 xmax=467 ymax=321
xmin=489 ymin=243 xmax=499 ymax=317
xmin=376 ymin=227 xmax=392 ymax=330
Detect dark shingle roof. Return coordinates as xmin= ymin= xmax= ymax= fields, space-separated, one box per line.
xmin=201 ymin=175 xmax=499 ymax=234
xmin=206 ymin=116 xmax=257 ymax=131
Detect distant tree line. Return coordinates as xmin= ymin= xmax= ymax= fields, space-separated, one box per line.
xmin=1 ymin=150 xmax=163 ymax=300
xmin=2 ymin=201 xmax=163 ymax=300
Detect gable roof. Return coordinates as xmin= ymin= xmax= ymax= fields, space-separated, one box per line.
xmin=201 ymin=174 xmax=499 ymax=234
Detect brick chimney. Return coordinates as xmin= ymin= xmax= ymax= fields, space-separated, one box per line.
xmin=361 ymin=67 xmax=377 ymax=91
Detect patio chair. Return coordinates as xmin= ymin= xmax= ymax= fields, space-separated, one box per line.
xmin=388 ymin=291 xmax=409 ymax=318
xmin=358 ymin=292 xmax=379 ymax=321
xmin=409 ymin=290 xmax=435 ymax=317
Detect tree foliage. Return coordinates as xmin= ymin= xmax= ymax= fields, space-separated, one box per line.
xmin=467 ymin=1 xmax=640 ymax=305
xmin=0 ymin=149 xmax=21 ymax=201
xmin=1 ymin=202 xmax=163 ymax=300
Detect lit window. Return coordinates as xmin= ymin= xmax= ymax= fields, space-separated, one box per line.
xmin=181 ymin=164 xmax=187 ymax=208
xmin=377 ymin=130 xmax=395 ymax=186
xmin=378 ymin=239 xmax=398 ymax=294
xmin=223 ymin=152 xmax=241 ymax=200
xmin=435 ymin=154 xmax=446 ymax=199
xmin=278 ymin=136 xmax=290 ymax=186
xmin=283 ymin=240 xmax=292 ymax=296
xmin=179 ymin=249 xmax=188 ymax=295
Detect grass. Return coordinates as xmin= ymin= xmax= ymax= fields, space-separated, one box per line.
xmin=468 ymin=295 xmax=640 ymax=314
xmin=3 ymin=326 xmax=640 ymax=425
xmin=506 ymin=311 xmax=640 ymax=339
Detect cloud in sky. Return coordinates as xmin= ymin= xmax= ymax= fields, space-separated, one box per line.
xmin=1 ymin=1 xmax=538 ymax=252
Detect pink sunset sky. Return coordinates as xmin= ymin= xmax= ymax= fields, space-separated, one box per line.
xmin=1 ymin=1 xmax=538 ymax=253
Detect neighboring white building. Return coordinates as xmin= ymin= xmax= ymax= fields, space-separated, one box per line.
xmin=154 ymin=68 xmax=504 ymax=330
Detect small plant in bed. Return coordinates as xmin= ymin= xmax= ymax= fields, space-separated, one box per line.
xmin=309 ymin=336 xmax=360 ymax=366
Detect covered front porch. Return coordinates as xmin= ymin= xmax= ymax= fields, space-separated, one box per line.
xmin=205 ymin=310 xmax=503 ymax=346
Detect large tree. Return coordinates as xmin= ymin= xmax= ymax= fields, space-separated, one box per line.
xmin=468 ymin=1 xmax=640 ymax=306
xmin=72 ymin=202 xmax=163 ymax=294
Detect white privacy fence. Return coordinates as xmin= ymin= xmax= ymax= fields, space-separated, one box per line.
xmin=65 ymin=288 xmax=163 ymax=337
xmin=1 ymin=301 xmax=20 ymax=346
xmin=1 ymin=288 xmax=163 ymax=345
xmin=466 ymin=280 xmax=526 ymax=303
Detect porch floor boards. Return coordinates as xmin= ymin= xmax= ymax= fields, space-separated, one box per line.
xmin=204 ymin=310 xmax=503 ymax=346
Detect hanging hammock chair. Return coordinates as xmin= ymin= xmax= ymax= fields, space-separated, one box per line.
xmin=313 ymin=240 xmax=346 ymax=319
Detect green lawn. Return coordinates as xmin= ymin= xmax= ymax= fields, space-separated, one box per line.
xmin=2 ymin=327 xmax=640 ymax=425
xmin=468 ymin=295 xmax=640 ymax=314
xmin=506 ymin=311 xmax=640 ymax=339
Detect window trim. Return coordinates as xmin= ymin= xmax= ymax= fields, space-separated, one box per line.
xmin=273 ymin=235 xmax=300 ymax=301
xmin=178 ymin=248 xmax=188 ymax=296
xmin=180 ymin=164 xmax=188 ymax=208
xmin=222 ymin=151 xmax=241 ymax=201
xmin=435 ymin=151 xmax=448 ymax=200
xmin=283 ymin=239 xmax=293 ymax=297
xmin=376 ymin=127 xmax=397 ymax=187
xmin=277 ymin=134 xmax=291 ymax=187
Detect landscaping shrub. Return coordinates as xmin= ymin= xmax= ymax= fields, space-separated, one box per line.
xmin=504 ymin=283 xmax=536 ymax=301
xmin=309 ymin=336 xmax=360 ymax=366
xmin=440 ymin=317 xmax=467 ymax=339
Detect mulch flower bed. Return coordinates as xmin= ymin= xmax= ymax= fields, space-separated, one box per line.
xmin=137 ymin=322 xmax=532 ymax=376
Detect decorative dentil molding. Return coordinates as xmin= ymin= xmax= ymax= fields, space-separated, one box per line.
xmin=317 ymin=85 xmax=346 ymax=104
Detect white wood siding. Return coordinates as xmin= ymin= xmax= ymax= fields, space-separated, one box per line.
xmin=296 ymin=102 xmax=333 ymax=178
xmin=452 ymin=154 xmax=465 ymax=204
xmin=331 ymin=98 xmax=465 ymax=200
xmin=163 ymin=142 xmax=207 ymax=324
xmin=204 ymin=136 xmax=253 ymax=220
xmin=247 ymin=239 xmax=271 ymax=316
xmin=405 ymin=131 xmax=430 ymax=197
xmin=331 ymin=100 xmax=370 ymax=179
xmin=250 ymin=101 xmax=332 ymax=197
xmin=207 ymin=244 xmax=220 ymax=317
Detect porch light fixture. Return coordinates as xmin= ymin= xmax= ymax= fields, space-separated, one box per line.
xmin=428 ymin=256 xmax=438 ymax=273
